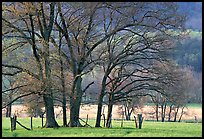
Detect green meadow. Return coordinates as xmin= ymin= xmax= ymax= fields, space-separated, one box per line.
xmin=2 ymin=117 xmax=202 ymax=137
xmin=145 ymin=103 xmax=202 ymax=108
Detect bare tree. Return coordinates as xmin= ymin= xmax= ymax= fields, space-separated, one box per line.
xmin=150 ymin=62 xmax=193 ymax=122
xmin=93 ymin=2 xmax=186 ymax=127
xmin=2 ymin=2 xmax=186 ymax=128
xmin=2 ymin=2 xmax=59 ymax=128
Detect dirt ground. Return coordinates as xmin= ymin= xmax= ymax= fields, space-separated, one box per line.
xmin=2 ymin=104 xmax=202 ymax=121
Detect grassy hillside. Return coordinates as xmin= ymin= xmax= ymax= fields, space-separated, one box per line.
xmin=2 ymin=117 xmax=202 ymax=137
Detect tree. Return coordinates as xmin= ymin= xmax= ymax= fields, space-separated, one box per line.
xmin=2 ymin=33 xmax=35 ymax=116
xmin=2 ymin=2 xmax=59 ymax=128
xmin=103 ymin=60 xmax=183 ymax=127
xmin=123 ymin=96 xmax=145 ymax=121
xmin=24 ymin=94 xmax=44 ymax=118
xmin=2 ymin=76 xmax=16 ymax=117
xmin=51 ymin=2 xmax=186 ymax=127
xmin=150 ymin=62 xmax=193 ymax=122
xmin=169 ymin=66 xmax=196 ymax=122
xmin=93 ymin=2 xmax=186 ymax=126
xmin=53 ymin=2 xmax=186 ymax=127
xmin=187 ymin=71 xmax=202 ymax=104
xmin=2 ymin=2 xmax=187 ymax=128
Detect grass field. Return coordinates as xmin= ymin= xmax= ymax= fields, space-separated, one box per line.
xmin=186 ymin=103 xmax=202 ymax=108
xmin=145 ymin=103 xmax=202 ymax=108
xmin=2 ymin=117 xmax=202 ymax=137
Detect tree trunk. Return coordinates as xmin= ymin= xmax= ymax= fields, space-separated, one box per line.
xmin=161 ymin=104 xmax=164 ymax=122
xmin=155 ymin=103 xmax=159 ymax=121
xmin=106 ymin=113 xmax=112 ymax=128
xmin=178 ymin=106 xmax=185 ymax=122
xmin=69 ymin=76 xmax=83 ymax=127
xmin=95 ymin=94 xmax=104 ymax=127
xmin=173 ymin=106 xmax=179 ymax=122
xmin=168 ymin=104 xmax=173 ymax=122
xmin=6 ymin=94 xmax=12 ymax=117
xmin=6 ymin=105 xmax=12 ymax=117
xmin=95 ymin=72 xmax=108 ymax=127
xmin=43 ymin=57 xmax=59 ymax=128
xmin=106 ymin=93 xmax=114 ymax=128
xmin=58 ymin=30 xmax=68 ymax=127
xmin=62 ymin=97 xmax=67 ymax=127
xmin=60 ymin=57 xmax=67 ymax=127
xmin=138 ymin=114 xmax=143 ymax=129
xmin=161 ymin=103 xmax=166 ymax=122
xmin=10 ymin=115 xmax=17 ymax=131
xmin=126 ymin=113 xmax=131 ymax=120
xmin=124 ymin=104 xmax=132 ymax=120
xmin=134 ymin=116 xmax=138 ymax=128
xmin=43 ymin=94 xmax=59 ymax=128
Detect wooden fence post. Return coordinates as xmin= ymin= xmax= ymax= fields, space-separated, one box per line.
xmin=31 ymin=117 xmax=33 ymax=130
xmin=10 ymin=115 xmax=31 ymax=131
xmin=14 ymin=115 xmax=17 ymax=130
xmin=85 ymin=114 xmax=88 ymax=125
xmin=134 ymin=116 xmax=138 ymax=128
xmin=10 ymin=117 xmax=14 ymax=132
xmin=121 ymin=113 xmax=124 ymax=128
xmin=41 ymin=114 xmax=43 ymax=128
xmin=138 ymin=114 xmax=144 ymax=129
xmin=10 ymin=115 xmax=17 ymax=131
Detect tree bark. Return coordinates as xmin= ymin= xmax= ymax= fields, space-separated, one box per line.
xmin=124 ymin=102 xmax=132 ymax=120
xmin=6 ymin=106 xmax=11 ymax=117
xmin=178 ymin=106 xmax=185 ymax=122
xmin=6 ymin=94 xmax=12 ymax=117
xmin=173 ymin=106 xmax=179 ymax=122
xmin=161 ymin=103 xmax=166 ymax=122
xmin=42 ymin=42 xmax=59 ymax=128
xmin=69 ymin=76 xmax=83 ymax=127
xmin=138 ymin=114 xmax=143 ymax=129
xmin=95 ymin=71 xmax=110 ymax=127
xmin=10 ymin=115 xmax=17 ymax=131
xmin=62 ymin=94 xmax=67 ymax=127
xmin=43 ymin=94 xmax=59 ymax=128
xmin=59 ymin=37 xmax=67 ymax=127
xmin=168 ymin=104 xmax=173 ymax=122
xmin=155 ymin=103 xmax=159 ymax=121
xmin=30 ymin=2 xmax=58 ymax=128
xmin=95 ymin=94 xmax=104 ymax=127
xmin=106 ymin=93 xmax=114 ymax=128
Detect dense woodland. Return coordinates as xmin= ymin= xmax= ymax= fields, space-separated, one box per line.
xmin=2 ymin=2 xmax=202 ymax=128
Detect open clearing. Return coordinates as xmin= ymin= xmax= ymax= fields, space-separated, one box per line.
xmin=2 ymin=117 xmax=202 ymax=137
xmin=2 ymin=103 xmax=202 ymax=137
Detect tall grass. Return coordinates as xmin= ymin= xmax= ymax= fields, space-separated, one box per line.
xmin=2 ymin=117 xmax=202 ymax=137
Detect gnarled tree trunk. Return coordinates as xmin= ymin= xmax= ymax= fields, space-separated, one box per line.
xmin=43 ymin=94 xmax=59 ymax=128
xmin=95 ymin=94 xmax=104 ymax=127
xmin=106 ymin=93 xmax=114 ymax=128
xmin=69 ymin=76 xmax=83 ymax=127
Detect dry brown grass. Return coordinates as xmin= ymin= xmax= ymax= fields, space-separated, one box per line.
xmin=2 ymin=104 xmax=202 ymax=121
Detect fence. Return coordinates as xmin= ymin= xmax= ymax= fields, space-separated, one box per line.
xmin=10 ymin=113 xmax=145 ymax=131
xmin=10 ymin=115 xmax=33 ymax=131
